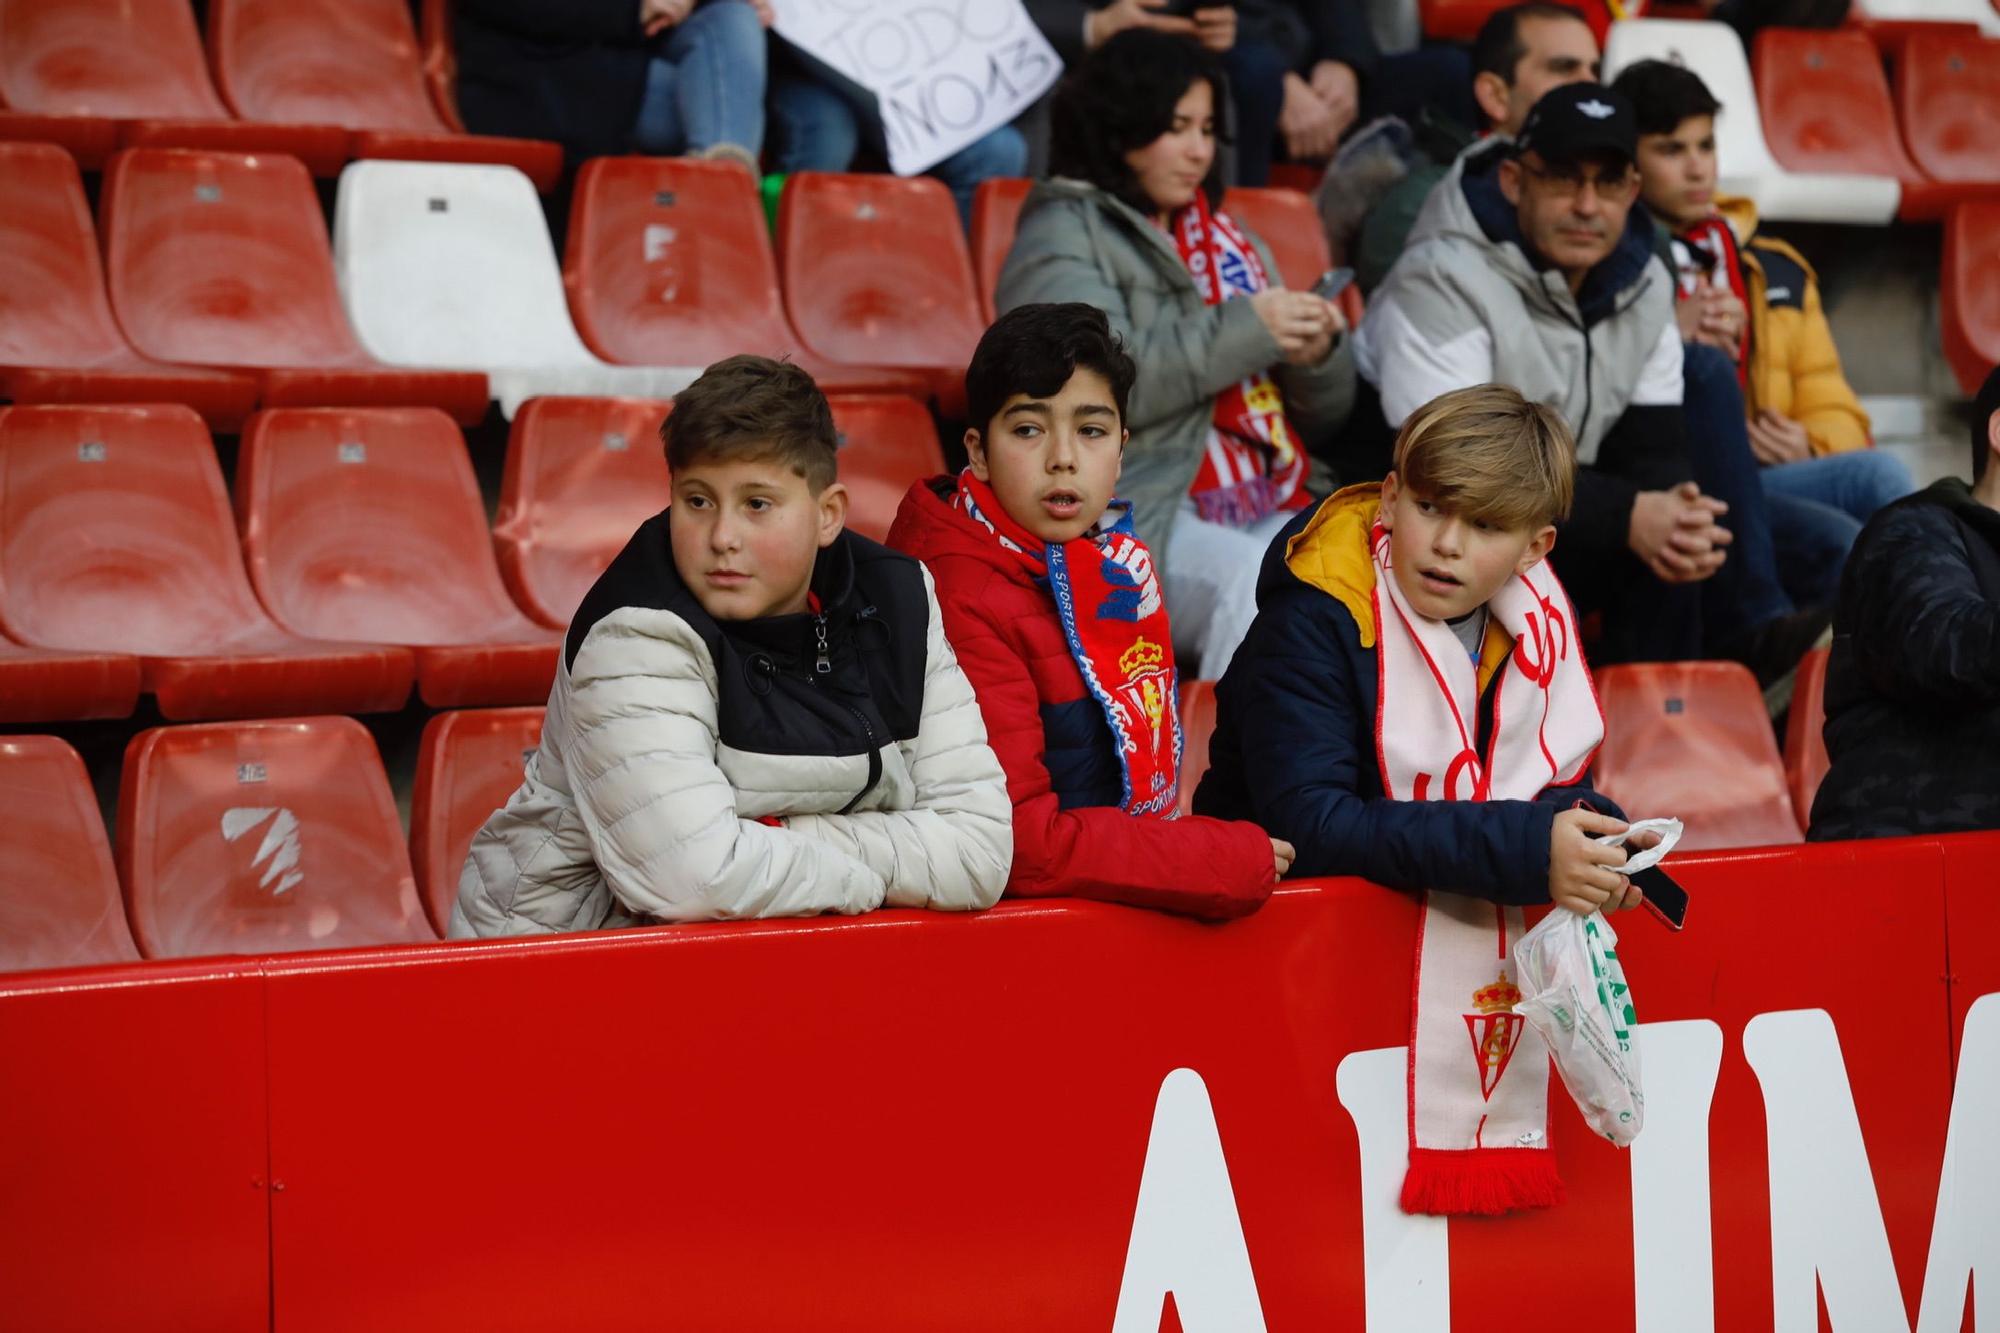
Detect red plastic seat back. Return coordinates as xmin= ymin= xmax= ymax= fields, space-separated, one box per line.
xmin=494 ymin=396 xmax=672 ymax=629
xmin=101 ymin=147 xmax=366 ymax=369
xmin=777 ymin=173 xmax=985 ymax=370
xmin=1898 ymin=30 xmax=2000 ymax=183
xmin=1219 ymin=186 xmax=1364 ymax=324
xmin=0 ymin=0 xmax=229 ymax=118
xmin=1176 ymin=679 xmax=1218 ymax=817
xmin=236 ymin=407 xmax=528 ymax=644
xmin=416 ymin=0 xmax=468 ymax=132
xmin=1754 ymin=29 xmax=1911 ymax=178
xmin=117 ymin=716 xmax=431 ymax=959
xmin=208 ymin=0 xmax=448 ymax=132
xmin=0 ymin=141 xmax=132 ymax=365
xmin=828 ymin=394 xmax=945 ymax=543
xmin=0 ymin=403 xmax=276 ymax=655
xmin=1942 ymin=200 xmax=2000 ymax=394
xmin=1593 ymin=661 xmax=1802 ymax=850
xmin=1783 ymin=646 xmax=1831 ymax=834
xmin=0 ymin=735 xmax=141 ymax=971
xmin=410 ymin=707 xmax=545 ymax=934
xmin=566 ymin=156 xmax=798 ymax=367
xmin=970 ymin=177 xmax=1032 ymax=321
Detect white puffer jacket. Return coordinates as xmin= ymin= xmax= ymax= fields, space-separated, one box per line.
xmin=450 ymin=514 xmax=1013 ymax=937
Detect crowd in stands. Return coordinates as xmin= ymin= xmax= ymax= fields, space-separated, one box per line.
xmin=5 ymin=0 xmax=1996 ymax=978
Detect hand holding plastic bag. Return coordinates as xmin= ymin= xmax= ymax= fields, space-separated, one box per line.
xmin=1512 ymin=907 xmax=1644 ymax=1145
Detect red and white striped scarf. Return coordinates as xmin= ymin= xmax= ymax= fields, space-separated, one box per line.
xmin=1170 ymin=193 xmax=1310 ymax=529
xmin=1369 ymin=521 xmax=1606 ymax=1215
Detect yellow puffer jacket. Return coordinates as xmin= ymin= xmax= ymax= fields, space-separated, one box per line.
xmin=1720 ymin=196 xmax=1872 ymax=456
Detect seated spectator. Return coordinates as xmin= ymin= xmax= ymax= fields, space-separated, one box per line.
xmin=454 ymin=0 xmax=768 ymax=168
xmin=767 ymin=43 xmax=1028 ymax=227
xmin=889 ymin=303 xmax=1290 ymax=918
xmin=998 ymin=29 xmax=1356 ymax=679
xmin=1195 ymin=383 xmax=1647 ymax=904
xmin=451 ymin=356 xmax=1011 ymax=937
xmin=1809 ymin=367 xmax=2000 ymax=842
xmin=1616 ymin=59 xmax=1911 ymax=609
xmin=1354 ymin=1 xmax=1599 ymax=294
xmin=1357 ymin=83 xmax=1826 ymax=682
xmin=1244 ymin=2 xmax=1476 ymax=183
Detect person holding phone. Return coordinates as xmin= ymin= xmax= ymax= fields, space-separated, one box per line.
xmin=997 ymin=28 xmax=1355 ymax=679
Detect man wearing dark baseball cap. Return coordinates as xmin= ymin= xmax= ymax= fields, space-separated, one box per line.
xmin=1356 ymin=79 xmax=1828 ymax=684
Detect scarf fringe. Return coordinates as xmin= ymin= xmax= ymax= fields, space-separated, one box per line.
xmin=1399 ymin=1147 xmax=1567 ymax=1217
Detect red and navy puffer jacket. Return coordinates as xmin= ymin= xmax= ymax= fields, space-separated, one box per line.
xmin=889 ymin=477 xmax=1275 ymax=920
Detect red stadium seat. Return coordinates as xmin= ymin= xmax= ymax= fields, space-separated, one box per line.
xmin=116 ymin=716 xmax=434 ymax=959
xmin=1753 ymin=28 xmax=1964 ymax=221
xmin=1896 ymin=31 xmax=2000 ymax=190
xmin=1942 ymin=200 xmax=2000 ymax=394
xmin=1593 ymin=661 xmax=1802 ymax=850
xmin=236 ymin=407 xmax=561 ymax=707
xmin=205 ymin=0 xmax=563 ymax=192
xmin=494 ymin=396 xmax=672 ymax=630
xmin=828 ymin=394 xmax=946 ymax=543
xmin=99 ymin=148 xmax=489 ymax=425
xmin=1177 ymin=679 xmax=1218 ymax=816
xmin=1426 ymin=0 xmax=1620 ymax=42
xmin=0 ymin=142 xmax=258 ymax=430
xmin=970 ymin=177 xmax=1032 ymax=323
xmin=1783 ymin=646 xmax=1831 ymax=835
xmin=416 ymin=0 xmax=469 ymax=133
xmin=0 ymin=633 xmax=140 ymax=724
xmin=0 ymin=403 xmax=415 ymax=720
xmin=564 ymin=156 xmax=927 ymax=395
xmin=777 ymin=173 xmax=985 ymax=415
xmin=1221 ymin=186 xmax=1366 ymax=326
xmin=410 ymin=707 xmax=545 ymax=934
xmin=0 ymin=0 xmax=345 ymax=172
xmin=0 ymin=735 xmax=142 ymax=972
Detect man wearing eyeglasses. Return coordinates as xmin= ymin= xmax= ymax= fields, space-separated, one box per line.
xmin=1355 ymin=82 xmax=1827 ymax=686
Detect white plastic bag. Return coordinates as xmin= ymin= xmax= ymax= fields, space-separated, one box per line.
xmin=1512 ymin=908 xmax=1645 ymax=1145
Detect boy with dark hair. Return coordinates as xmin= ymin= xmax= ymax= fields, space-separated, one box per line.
xmin=1615 ymin=57 xmax=1910 ymax=607
xmin=1810 ymin=365 xmax=2000 ymax=840
xmin=1196 ymin=383 xmax=1649 ymax=1215
xmin=890 ymin=303 xmax=1289 ymax=920
xmin=452 ymin=354 xmax=1012 ymax=936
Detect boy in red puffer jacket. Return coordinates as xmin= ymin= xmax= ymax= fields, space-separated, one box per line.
xmin=888 ymin=303 xmax=1289 ymax=919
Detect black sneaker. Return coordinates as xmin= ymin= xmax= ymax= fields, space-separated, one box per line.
xmin=1711 ymin=607 xmax=1834 ymax=714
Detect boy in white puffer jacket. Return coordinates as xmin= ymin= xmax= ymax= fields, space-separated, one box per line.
xmin=451 ymin=356 xmax=1013 ymax=937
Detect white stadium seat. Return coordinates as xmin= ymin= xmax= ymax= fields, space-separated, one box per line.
xmin=333 ymin=160 xmax=696 ymax=417
xmin=1852 ymin=0 xmax=2000 ymax=37
xmin=1603 ymin=19 xmax=1902 ymax=225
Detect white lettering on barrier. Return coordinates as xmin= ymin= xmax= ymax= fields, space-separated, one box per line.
xmin=1630 ymin=1020 xmax=1723 ymax=1333
xmin=1746 ymin=1000 xmax=1997 ymax=1332
xmin=1129 ymin=1007 xmax=1992 ymax=1329
xmin=1111 ymin=1068 xmax=1269 ymax=1332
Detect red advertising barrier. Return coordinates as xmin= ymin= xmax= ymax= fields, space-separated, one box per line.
xmin=1 ymin=834 xmax=1994 ymax=1330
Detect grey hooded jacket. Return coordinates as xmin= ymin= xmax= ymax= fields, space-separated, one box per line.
xmin=994 ymin=177 xmax=1356 ymax=572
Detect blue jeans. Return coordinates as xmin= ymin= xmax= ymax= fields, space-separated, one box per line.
xmin=631 ymin=1 xmax=766 ymax=158
xmin=1761 ymin=450 xmax=1914 ymax=606
xmin=1679 ymin=343 xmax=1796 ymax=645
xmin=768 ymin=49 xmax=1028 ymax=227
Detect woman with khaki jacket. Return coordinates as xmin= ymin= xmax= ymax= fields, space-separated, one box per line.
xmin=996 ymin=29 xmax=1356 ymax=681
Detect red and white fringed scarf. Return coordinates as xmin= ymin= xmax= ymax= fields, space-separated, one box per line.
xmin=952 ymin=470 xmax=1182 ymax=815
xmin=1369 ymin=521 xmax=1605 ymax=1215
xmin=1170 ymin=193 xmax=1311 ymax=529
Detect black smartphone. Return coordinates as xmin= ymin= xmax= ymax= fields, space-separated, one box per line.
xmin=1312 ymin=267 xmax=1356 ymax=302
xmin=1153 ymin=0 xmax=1205 ymax=14
xmin=1633 ymin=865 xmax=1690 ymax=931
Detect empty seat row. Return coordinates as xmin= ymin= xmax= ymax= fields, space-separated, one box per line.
xmin=0 ymin=707 xmax=544 ymax=971
xmin=1753 ymin=27 xmax=2000 ymax=220
xmin=0 ymin=0 xmax=560 ymax=186
xmin=1173 ymin=655 xmax=1834 ymax=852
xmin=0 ymin=395 xmax=944 ymax=722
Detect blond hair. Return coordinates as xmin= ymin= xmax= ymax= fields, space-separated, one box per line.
xmin=1391 ymin=384 xmax=1576 ymax=529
